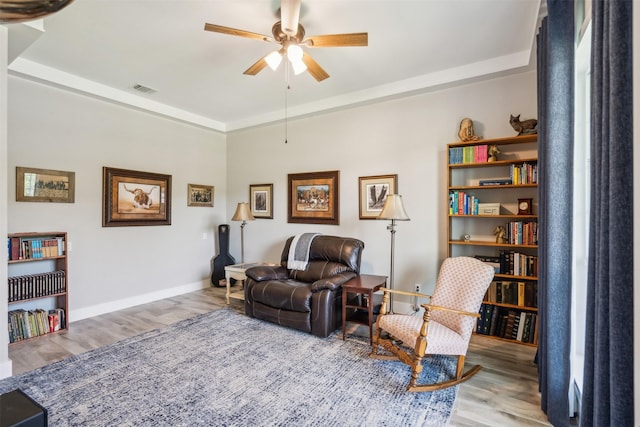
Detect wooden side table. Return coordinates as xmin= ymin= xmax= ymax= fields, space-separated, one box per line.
xmin=342 ymin=274 xmax=387 ymax=344
xmin=225 ymin=262 xmax=278 ymax=304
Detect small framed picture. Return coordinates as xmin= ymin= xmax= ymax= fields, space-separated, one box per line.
xmin=16 ymin=166 xmax=75 ymax=203
xmin=250 ymin=184 xmax=273 ymax=219
xmin=358 ymin=174 xmax=398 ymax=219
xmin=187 ymin=184 xmax=214 ymax=207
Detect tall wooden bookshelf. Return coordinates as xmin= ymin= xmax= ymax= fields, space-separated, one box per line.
xmin=7 ymin=231 xmax=68 ymax=344
xmin=447 ymin=134 xmax=538 ymax=346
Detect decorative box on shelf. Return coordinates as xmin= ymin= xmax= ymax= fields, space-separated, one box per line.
xmin=478 ymin=203 xmax=500 ymax=215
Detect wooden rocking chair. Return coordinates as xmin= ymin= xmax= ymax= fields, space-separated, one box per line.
xmin=370 ymin=257 xmax=495 ymax=392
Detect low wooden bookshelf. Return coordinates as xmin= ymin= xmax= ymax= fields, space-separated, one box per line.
xmin=7 ymin=231 xmax=68 ymax=344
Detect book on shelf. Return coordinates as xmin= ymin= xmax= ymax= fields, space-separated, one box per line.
xmin=449 ymin=191 xmax=479 ymax=215
xmin=449 ymin=145 xmax=490 ymax=165
xmin=483 ymin=280 xmax=537 ymax=308
xmin=7 ymin=307 xmax=66 ymax=343
xmin=479 ymin=178 xmax=512 ymax=186
xmin=9 ymin=236 xmax=64 ymax=260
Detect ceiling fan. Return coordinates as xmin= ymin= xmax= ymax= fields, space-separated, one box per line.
xmin=204 ymin=0 xmax=368 ymax=82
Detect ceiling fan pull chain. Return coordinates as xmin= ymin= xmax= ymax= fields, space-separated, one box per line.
xmin=285 ymin=65 xmax=290 ymax=144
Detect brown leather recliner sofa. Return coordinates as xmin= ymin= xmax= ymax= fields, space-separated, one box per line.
xmin=244 ymin=235 xmax=365 ymax=338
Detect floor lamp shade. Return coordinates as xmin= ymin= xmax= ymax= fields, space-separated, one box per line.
xmin=231 ymin=202 xmax=255 ymax=264
xmin=378 ymin=194 xmax=410 ymax=313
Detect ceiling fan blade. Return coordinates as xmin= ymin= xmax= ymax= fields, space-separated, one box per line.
xmin=302 ymin=52 xmax=329 ymax=82
xmin=204 ymin=23 xmax=273 ymax=43
xmin=280 ymin=0 xmax=301 ymax=37
xmin=304 ymin=33 xmax=368 ymax=48
xmin=243 ymin=55 xmax=270 ymax=76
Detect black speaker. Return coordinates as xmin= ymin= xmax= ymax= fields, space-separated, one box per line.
xmin=0 ymin=389 xmax=47 ymax=427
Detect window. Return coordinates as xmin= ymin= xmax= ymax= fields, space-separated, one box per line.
xmin=571 ymin=20 xmax=591 ymax=413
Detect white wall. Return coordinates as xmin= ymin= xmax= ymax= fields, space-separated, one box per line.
xmin=227 ymin=71 xmax=537 ymax=308
xmin=0 ymin=26 xmax=12 ymax=378
xmin=7 ymin=77 xmax=227 ymax=321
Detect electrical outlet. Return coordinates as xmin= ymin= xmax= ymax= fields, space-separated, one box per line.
xmin=415 ymin=284 xmax=421 ymax=293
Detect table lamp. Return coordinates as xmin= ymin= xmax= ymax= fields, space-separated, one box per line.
xmin=231 ymin=202 xmax=255 ymax=264
xmin=378 ymin=194 xmax=410 ymax=313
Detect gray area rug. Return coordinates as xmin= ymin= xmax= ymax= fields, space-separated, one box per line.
xmin=0 ymin=309 xmax=459 ymax=426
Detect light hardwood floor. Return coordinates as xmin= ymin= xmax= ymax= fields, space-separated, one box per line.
xmin=8 ymin=286 xmax=552 ymax=426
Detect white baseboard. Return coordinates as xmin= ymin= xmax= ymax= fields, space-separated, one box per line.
xmin=70 ymin=280 xmax=210 ymax=323
xmin=0 ymin=358 xmax=12 ymax=380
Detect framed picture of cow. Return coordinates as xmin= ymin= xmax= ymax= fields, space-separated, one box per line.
xmin=287 ymin=170 xmax=339 ymax=225
xmin=102 ymin=167 xmax=172 ymax=227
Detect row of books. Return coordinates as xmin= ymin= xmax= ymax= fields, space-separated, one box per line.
xmin=510 ymin=162 xmax=538 ymax=184
xmin=476 ymin=304 xmax=538 ymax=344
xmin=7 ymin=236 xmax=65 ymax=261
xmin=8 ymin=308 xmax=65 ymax=343
xmin=501 ymin=251 xmax=538 ymax=277
xmin=448 ymin=191 xmax=479 ymax=215
xmin=504 ymin=221 xmax=538 ymax=245
xmin=8 ymin=270 xmax=66 ymax=303
xmin=484 ymin=280 xmax=537 ymax=308
xmin=449 ymin=145 xmax=489 ymax=165
xmin=476 ymin=253 xmax=538 ymax=277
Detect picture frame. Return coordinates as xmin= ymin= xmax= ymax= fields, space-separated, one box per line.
xmin=250 ymin=183 xmax=273 ymax=219
xmin=187 ymin=184 xmax=214 ymax=207
xmin=102 ymin=167 xmax=172 ymax=227
xmin=358 ymin=174 xmax=398 ymax=219
xmin=287 ymin=170 xmax=339 ymax=225
xmin=16 ymin=166 xmax=75 ymax=203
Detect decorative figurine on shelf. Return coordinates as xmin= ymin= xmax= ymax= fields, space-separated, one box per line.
xmin=458 ymin=118 xmax=482 ymax=142
xmin=463 ymin=234 xmax=471 ymax=243
xmin=488 ymin=144 xmax=500 ymax=162
xmin=494 ymin=225 xmax=507 ymax=243
xmin=509 ymin=114 xmax=538 ymax=135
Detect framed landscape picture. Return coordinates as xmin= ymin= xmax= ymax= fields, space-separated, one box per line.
xmin=102 ymin=167 xmax=172 ymax=227
xmin=187 ymin=184 xmax=214 ymax=207
xmin=16 ymin=166 xmax=75 ymax=203
xmin=358 ymin=174 xmax=398 ymax=219
xmin=250 ymin=183 xmax=273 ymax=219
xmin=287 ymin=170 xmax=339 ymax=225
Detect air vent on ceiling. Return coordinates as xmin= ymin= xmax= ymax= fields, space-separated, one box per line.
xmin=132 ymin=84 xmax=157 ymax=94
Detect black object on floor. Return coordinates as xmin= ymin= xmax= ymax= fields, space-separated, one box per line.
xmin=0 ymin=389 xmax=47 ymax=427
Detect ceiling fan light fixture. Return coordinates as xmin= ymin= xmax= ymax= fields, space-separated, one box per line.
xmin=286 ymin=43 xmax=303 ymax=61
xmin=290 ymin=57 xmax=307 ymax=75
xmin=265 ymin=50 xmax=283 ymax=71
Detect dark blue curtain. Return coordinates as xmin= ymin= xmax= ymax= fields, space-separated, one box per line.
xmin=536 ymin=1 xmax=574 ymax=426
xmin=581 ymin=1 xmax=634 ymax=426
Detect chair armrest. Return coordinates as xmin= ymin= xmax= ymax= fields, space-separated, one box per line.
xmin=420 ymin=303 xmax=480 ymax=318
xmin=311 ymin=272 xmax=358 ymax=292
xmin=245 ymin=265 xmax=289 ymax=281
xmin=380 ymin=287 xmax=432 ymax=300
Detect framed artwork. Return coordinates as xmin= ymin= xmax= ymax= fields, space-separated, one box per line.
xmin=16 ymin=166 xmax=75 ymax=203
xmin=288 ymin=170 xmax=339 ymax=225
xmin=358 ymin=174 xmax=398 ymax=219
xmin=187 ymin=184 xmax=214 ymax=207
xmin=250 ymin=183 xmax=273 ymax=219
xmin=102 ymin=167 xmax=172 ymax=227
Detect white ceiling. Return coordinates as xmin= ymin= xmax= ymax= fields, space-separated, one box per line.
xmin=5 ymin=0 xmax=543 ymax=133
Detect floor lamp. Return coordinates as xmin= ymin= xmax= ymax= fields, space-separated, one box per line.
xmin=378 ymin=194 xmax=410 ymax=313
xmin=231 ymin=202 xmax=255 ymax=265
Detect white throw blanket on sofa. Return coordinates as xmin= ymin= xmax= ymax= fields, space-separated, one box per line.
xmin=287 ymin=233 xmax=321 ymax=270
